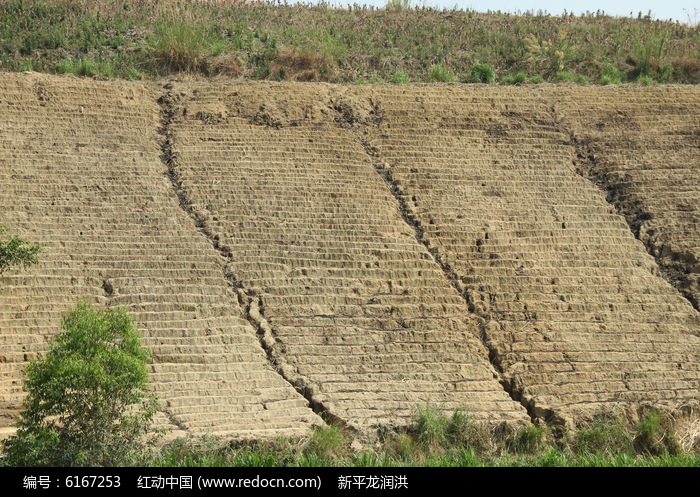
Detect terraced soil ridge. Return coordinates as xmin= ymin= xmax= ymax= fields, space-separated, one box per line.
xmin=546 ymin=88 xmax=700 ymax=311
xmin=1 ymin=74 xmax=698 ymax=435
xmin=168 ymin=82 xmax=530 ymax=431
xmin=354 ymin=84 xmax=699 ymax=423
xmin=157 ymin=84 xmax=342 ymax=428
xmin=345 ymin=113 xmax=538 ymax=420
xmin=0 ymin=73 xmax=320 ymax=437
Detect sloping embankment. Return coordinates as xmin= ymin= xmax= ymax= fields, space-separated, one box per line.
xmin=0 ymin=73 xmax=698 ymax=437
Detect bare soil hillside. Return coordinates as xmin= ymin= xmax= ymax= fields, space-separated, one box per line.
xmin=0 ymin=73 xmax=321 ymax=438
xmin=0 ymin=73 xmax=698 ymax=436
xmin=549 ymin=87 xmax=700 ymax=309
xmin=354 ymin=84 xmax=700 ymax=423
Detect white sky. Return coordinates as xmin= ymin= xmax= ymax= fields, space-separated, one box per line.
xmin=301 ymin=0 xmax=699 ymax=24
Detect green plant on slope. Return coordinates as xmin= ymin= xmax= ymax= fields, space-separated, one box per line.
xmin=2 ymin=302 xmax=158 ymax=466
xmin=389 ymin=70 xmax=411 ymax=84
xmin=501 ymin=71 xmax=530 ymax=85
xmin=554 ymin=71 xmax=589 ymax=84
xmin=429 ymin=64 xmax=457 ymax=82
xmin=507 ymin=424 xmax=550 ymax=454
xmin=570 ymin=411 xmax=634 ymax=455
xmin=151 ymin=21 xmax=208 ymax=73
xmin=599 ymin=63 xmax=623 ymax=84
xmin=466 ymin=62 xmax=496 ymax=84
xmin=636 ymin=74 xmax=657 ymax=86
xmin=635 ymin=409 xmax=681 ymax=455
xmin=414 ymin=404 xmax=450 ymax=451
xmin=0 ymin=226 xmax=40 ymax=275
xmin=302 ymin=424 xmax=349 ymax=461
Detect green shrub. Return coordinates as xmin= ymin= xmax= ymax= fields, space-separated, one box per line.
xmin=554 ymin=71 xmax=590 ymax=84
xmin=630 ymin=34 xmax=668 ymax=80
xmin=501 ymin=71 xmax=529 ymax=85
xmin=55 ymin=58 xmax=76 ymax=75
xmin=2 ymin=302 xmax=158 ymax=466
xmin=429 ymin=64 xmax=457 ymax=82
xmin=250 ymin=35 xmax=279 ymax=79
xmin=126 ymin=67 xmax=142 ymax=80
xmin=411 ymin=406 xmax=493 ymax=456
xmin=303 ymin=424 xmax=348 ymax=460
xmin=600 ymin=63 xmax=623 ymax=84
xmin=55 ymin=57 xmax=99 ymax=77
xmin=466 ymin=62 xmax=495 ymax=84
xmin=636 ymin=75 xmax=657 ymax=86
xmin=0 ymin=226 xmax=40 ymax=275
xmin=414 ymin=404 xmax=450 ymax=450
xmin=507 ymin=424 xmax=550 ymax=454
xmin=444 ymin=409 xmax=492 ymax=455
xmin=389 ymin=70 xmax=411 ymax=84
xmin=657 ymin=62 xmax=673 ymax=83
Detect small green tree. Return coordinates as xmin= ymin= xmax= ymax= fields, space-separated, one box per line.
xmin=2 ymin=302 xmax=158 ymax=466
xmin=0 ymin=225 xmax=41 ymax=275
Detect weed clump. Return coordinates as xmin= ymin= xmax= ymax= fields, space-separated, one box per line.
xmin=429 ymin=64 xmax=457 ymax=83
xmin=634 ymin=409 xmax=680 ymax=455
xmin=569 ymin=411 xmax=633 ymax=455
xmin=406 ymin=405 xmax=494 ymax=457
xmin=599 ymin=63 xmax=623 ymax=84
xmin=0 ymin=226 xmax=40 ymax=275
xmin=390 ymin=70 xmax=411 ymax=84
xmin=151 ymin=21 xmax=209 ymax=73
xmin=302 ymin=424 xmax=350 ymax=462
xmin=501 ymin=71 xmax=532 ymax=85
xmin=554 ymin=71 xmax=589 ymax=84
xmin=466 ymin=63 xmax=496 ymax=84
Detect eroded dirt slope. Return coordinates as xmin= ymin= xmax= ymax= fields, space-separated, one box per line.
xmin=0 ymin=73 xmax=320 ymax=437
xmin=354 ymin=84 xmax=700 ymax=423
xmin=549 ymin=87 xmax=700 ymax=310
xmin=167 ymin=82 xmax=529 ymax=430
xmin=1 ymin=74 xmax=698 ymax=435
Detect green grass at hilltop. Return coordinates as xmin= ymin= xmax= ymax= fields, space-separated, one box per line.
xmin=1 ymin=0 xmax=699 ymax=84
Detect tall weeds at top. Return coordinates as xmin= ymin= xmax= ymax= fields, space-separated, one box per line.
xmin=1 ymin=2 xmax=699 ymax=83
xmin=385 ymin=0 xmax=411 ymax=10
xmin=151 ymin=20 xmax=209 ymax=73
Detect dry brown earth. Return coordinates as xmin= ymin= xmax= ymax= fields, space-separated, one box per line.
xmin=0 ymin=73 xmax=321 ymax=438
xmin=169 ymin=82 xmax=529 ymax=430
xmin=354 ymin=84 xmax=700 ymax=422
xmin=549 ymin=87 xmax=700 ymax=310
xmin=0 ymin=74 xmax=698 ymax=436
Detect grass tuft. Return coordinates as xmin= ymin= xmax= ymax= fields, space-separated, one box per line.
xmin=151 ymin=21 xmax=209 ymax=73
xmin=634 ymin=409 xmax=680 ymax=455
xmin=466 ymin=62 xmax=496 ymax=84
xmin=429 ymin=64 xmax=457 ymax=82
